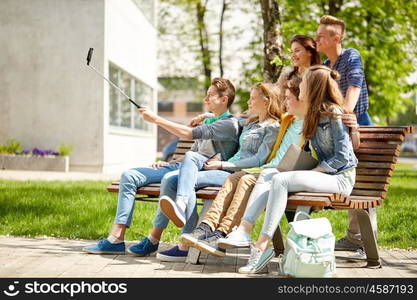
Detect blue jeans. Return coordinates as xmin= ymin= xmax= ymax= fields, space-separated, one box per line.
xmin=157 ymin=151 xmax=232 ymax=234
xmin=113 ymin=162 xmax=181 ymax=227
xmin=357 ymin=111 xmax=372 ymax=126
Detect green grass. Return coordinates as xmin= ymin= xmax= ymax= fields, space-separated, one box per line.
xmin=0 ymin=163 xmax=416 ymax=249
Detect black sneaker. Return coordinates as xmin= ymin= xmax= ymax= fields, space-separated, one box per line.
xmin=180 ymin=222 xmax=212 ymax=247
xmin=192 ymin=230 xmax=226 ymax=257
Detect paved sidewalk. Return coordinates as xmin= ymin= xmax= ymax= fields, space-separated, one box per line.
xmin=0 ymin=236 xmax=416 ymax=278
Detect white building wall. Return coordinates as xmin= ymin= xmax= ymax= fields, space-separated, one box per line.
xmin=103 ymin=0 xmax=158 ymax=173
xmin=0 ymin=0 xmax=157 ymax=173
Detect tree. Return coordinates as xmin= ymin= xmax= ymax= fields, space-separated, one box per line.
xmin=260 ymin=0 xmax=285 ymax=83
xmin=218 ymin=0 xmax=227 ymax=77
xmin=158 ymin=0 xmax=230 ymax=91
xmin=196 ymin=0 xmax=212 ymax=90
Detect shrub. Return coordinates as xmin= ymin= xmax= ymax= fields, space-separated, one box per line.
xmin=57 ymin=144 xmax=74 ymax=156
xmin=0 ymin=139 xmax=23 ymax=154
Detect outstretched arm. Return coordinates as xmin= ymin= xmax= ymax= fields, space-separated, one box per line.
xmin=138 ymin=108 xmax=193 ymax=139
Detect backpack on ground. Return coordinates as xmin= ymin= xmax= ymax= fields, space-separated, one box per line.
xmin=278 ymin=211 xmax=336 ymax=278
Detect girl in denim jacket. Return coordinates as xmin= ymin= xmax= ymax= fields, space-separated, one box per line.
xmin=235 ymin=65 xmax=358 ymax=274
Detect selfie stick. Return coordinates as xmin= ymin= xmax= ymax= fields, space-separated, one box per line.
xmin=86 ymin=48 xmax=141 ymax=109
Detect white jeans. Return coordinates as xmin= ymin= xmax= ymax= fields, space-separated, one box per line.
xmin=242 ymin=168 xmax=355 ymax=238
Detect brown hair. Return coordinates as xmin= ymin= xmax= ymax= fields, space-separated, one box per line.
xmin=286 ymin=76 xmax=302 ymax=100
xmin=319 ymin=15 xmax=345 ymax=40
xmin=247 ymin=83 xmax=283 ymax=124
xmin=288 ymin=35 xmax=321 ymax=79
xmin=211 ymin=78 xmax=236 ymax=107
xmin=301 ymin=65 xmax=345 ymax=139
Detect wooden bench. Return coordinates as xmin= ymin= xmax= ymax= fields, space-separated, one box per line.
xmin=107 ymin=125 xmax=414 ymax=268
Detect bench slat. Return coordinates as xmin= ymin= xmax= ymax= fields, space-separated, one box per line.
xmin=354 ymin=182 xmax=388 ymax=191
xmin=358 ymin=142 xmax=400 ymax=149
xmin=356 ymin=168 xmax=393 ymax=176
xmin=359 ymin=133 xmax=404 ymax=142
xmin=357 ymin=162 xmax=394 ymax=169
xmin=355 ymin=175 xmax=391 ymax=184
xmin=356 ymin=155 xmax=397 ymax=163
xmin=351 ymin=189 xmax=386 ymax=198
xmin=355 ymin=148 xmax=399 ymax=156
xmin=172 ymin=154 xmax=185 ymax=160
xmin=358 ymin=127 xmax=411 ymax=134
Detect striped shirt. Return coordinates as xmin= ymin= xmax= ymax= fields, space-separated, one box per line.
xmin=323 ymin=48 xmax=369 ymax=116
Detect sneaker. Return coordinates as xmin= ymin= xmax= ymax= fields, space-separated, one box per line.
xmin=159 ymin=196 xmax=186 ymax=227
xmin=82 ymin=238 xmax=125 ymax=255
xmin=127 ymin=237 xmax=159 ymax=256
xmin=217 ymin=227 xmax=252 ymax=249
xmin=180 ymin=222 xmax=213 ymax=247
xmin=156 ymin=245 xmax=188 ymax=262
xmin=347 ymin=248 xmax=367 ymax=260
xmin=335 ymin=237 xmax=362 ymax=251
xmin=238 ymin=247 xmax=274 ymax=274
xmin=191 ymin=230 xmax=226 ymax=257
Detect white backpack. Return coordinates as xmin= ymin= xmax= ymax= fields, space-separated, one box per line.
xmin=279 ymin=211 xmax=336 ymax=278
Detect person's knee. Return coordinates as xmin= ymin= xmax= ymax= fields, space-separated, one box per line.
xmin=121 ymin=169 xmax=146 ymax=186
xmin=184 ymin=151 xmax=199 ymax=161
xmin=241 ymin=174 xmax=256 ymax=186
xmin=271 ymin=173 xmax=287 ymax=187
xmin=183 ymin=151 xmax=205 ymax=167
xmin=258 ymin=169 xmax=276 ymax=183
xmin=161 ymin=172 xmax=178 ymax=189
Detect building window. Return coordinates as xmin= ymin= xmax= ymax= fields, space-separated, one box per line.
xmin=109 ymin=63 xmax=154 ymax=132
xmin=158 ymin=102 xmax=174 ymax=112
xmin=131 ymin=0 xmax=155 ymax=26
xmin=187 ymin=102 xmax=203 ymax=112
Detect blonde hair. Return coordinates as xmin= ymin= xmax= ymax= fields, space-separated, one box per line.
xmin=301 ymin=65 xmax=345 ymax=139
xmin=247 ymin=83 xmax=283 ymax=124
xmin=320 ymin=15 xmax=345 ymax=40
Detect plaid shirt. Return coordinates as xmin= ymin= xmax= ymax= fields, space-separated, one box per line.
xmin=324 ymin=48 xmax=369 ymax=116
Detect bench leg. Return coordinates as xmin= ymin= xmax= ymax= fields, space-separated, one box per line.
xmin=294 ymin=205 xmax=311 ymax=219
xmin=185 ymin=199 xmax=213 ymax=265
xmin=186 ymin=247 xmax=202 ymax=264
xmin=272 ymin=206 xmax=312 ymax=256
xmin=272 ymin=225 xmax=285 ymax=256
xmin=356 ymin=209 xmax=381 ymax=268
xmin=198 ymin=199 xmax=213 ymax=223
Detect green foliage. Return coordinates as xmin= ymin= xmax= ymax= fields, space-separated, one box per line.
xmin=390 ymin=94 xmax=417 ymax=125
xmin=57 ymin=144 xmax=74 ymax=156
xmin=0 ymin=139 xmax=23 ymax=154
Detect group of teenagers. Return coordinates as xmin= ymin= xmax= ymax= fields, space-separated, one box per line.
xmin=83 ymin=15 xmax=377 ymax=274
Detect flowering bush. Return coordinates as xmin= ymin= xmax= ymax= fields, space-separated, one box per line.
xmin=0 ymin=139 xmax=73 ymax=156
xmin=23 ymin=148 xmax=60 ymax=156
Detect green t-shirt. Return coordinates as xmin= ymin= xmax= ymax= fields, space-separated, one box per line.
xmin=203 ymin=111 xmax=231 ymax=124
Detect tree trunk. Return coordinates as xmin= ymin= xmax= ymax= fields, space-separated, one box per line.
xmin=327 ymin=0 xmax=343 ymax=15
xmin=196 ymin=0 xmax=212 ymax=90
xmin=260 ymin=0 xmax=285 ymax=83
xmin=219 ymin=0 xmax=227 ymax=77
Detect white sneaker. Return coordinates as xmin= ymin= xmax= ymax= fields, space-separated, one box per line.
xmin=238 ymin=247 xmax=274 ymax=274
xmin=159 ymin=196 xmax=186 ymax=227
xmin=347 ymin=248 xmax=367 ymax=260
xmin=216 ymin=226 xmax=252 ymax=249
